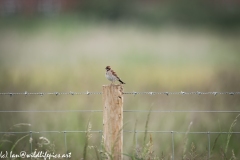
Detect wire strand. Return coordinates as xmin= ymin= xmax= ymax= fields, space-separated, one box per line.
xmin=0 ymin=91 xmax=239 ymax=96
xmin=0 ymin=110 xmax=240 ymax=113
xmin=1 ymin=130 xmax=240 ymax=134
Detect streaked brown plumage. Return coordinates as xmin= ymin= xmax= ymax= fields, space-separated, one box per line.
xmin=105 ymin=66 xmax=125 ymax=84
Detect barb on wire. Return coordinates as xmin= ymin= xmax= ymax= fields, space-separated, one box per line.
xmin=0 ymin=91 xmax=239 ymax=96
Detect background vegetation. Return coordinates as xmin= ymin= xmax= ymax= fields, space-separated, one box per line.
xmin=0 ymin=0 xmax=240 ymax=159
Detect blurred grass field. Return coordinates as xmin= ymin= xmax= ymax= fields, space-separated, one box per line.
xmin=0 ymin=17 xmax=240 ymax=159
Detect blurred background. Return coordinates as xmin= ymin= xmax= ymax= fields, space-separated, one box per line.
xmin=0 ymin=0 xmax=240 ymax=159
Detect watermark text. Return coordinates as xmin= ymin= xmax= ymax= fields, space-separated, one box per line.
xmin=0 ymin=151 xmax=71 ymax=159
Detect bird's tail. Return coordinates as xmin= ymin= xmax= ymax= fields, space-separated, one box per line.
xmin=119 ymin=79 xmax=125 ymax=84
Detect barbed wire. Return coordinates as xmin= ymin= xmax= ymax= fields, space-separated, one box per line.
xmin=0 ymin=91 xmax=102 ymax=96
xmin=1 ymin=110 xmax=240 ymax=113
xmin=1 ymin=91 xmax=239 ymax=159
xmin=0 ymin=91 xmax=239 ymax=96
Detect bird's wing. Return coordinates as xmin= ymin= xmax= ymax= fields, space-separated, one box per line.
xmin=112 ymin=70 xmax=120 ymax=79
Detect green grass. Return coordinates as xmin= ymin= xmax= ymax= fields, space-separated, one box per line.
xmin=2 ymin=115 xmax=240 ymax=159
xmin=0 ymin=17 xmax=240 ymax=159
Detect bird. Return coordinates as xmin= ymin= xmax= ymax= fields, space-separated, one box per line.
xmin=105 ymin=66 xmax=125 ymax=84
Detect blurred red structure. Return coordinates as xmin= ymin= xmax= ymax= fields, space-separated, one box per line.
xmin=0 ymin=0 xmax=239 ymax=16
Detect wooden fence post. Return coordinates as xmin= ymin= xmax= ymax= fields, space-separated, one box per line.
xmin=102 ymin=84 xmax=123 ymax=160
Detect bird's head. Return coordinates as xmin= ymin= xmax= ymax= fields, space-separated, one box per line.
xmin=105 ymin=66 xmax=111 ymax=71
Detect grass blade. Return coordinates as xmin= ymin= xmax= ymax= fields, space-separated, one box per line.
xmin=10 ymin=134 xmax=29 ymax=152
xmin=225 ymin=114 xmax=240 ymax=154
